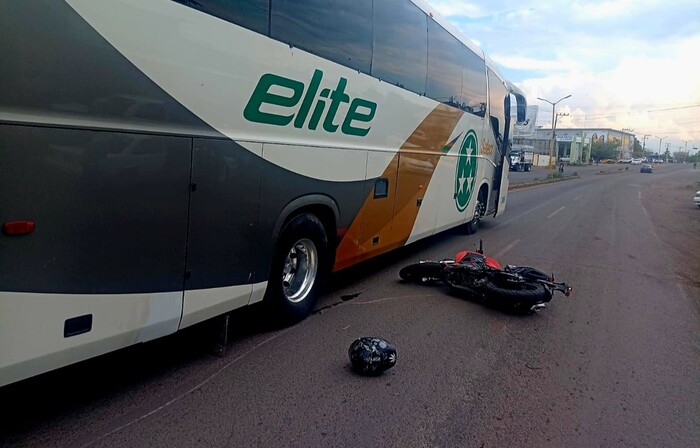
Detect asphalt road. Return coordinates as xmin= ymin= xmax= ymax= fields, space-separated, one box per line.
xmin=2 ymin=165 xmax=698 ymax=448
xmin=508 ymin=162 xmax=660 ymax=185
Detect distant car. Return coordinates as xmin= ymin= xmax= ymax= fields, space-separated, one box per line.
xmin=694 ymin=191 xmax=700 ymax=208
xmin=631 ymin=159 xmax=643 ymax=165
xmin=640 ymin=164 xmax=653 ymax=173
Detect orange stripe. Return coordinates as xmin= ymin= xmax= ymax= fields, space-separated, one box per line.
xmin=334 ymin=104 xmax=464 ymax=271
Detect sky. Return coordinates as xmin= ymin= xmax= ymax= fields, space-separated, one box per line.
xmin=430 ymin=0 xmax=700 ymax=155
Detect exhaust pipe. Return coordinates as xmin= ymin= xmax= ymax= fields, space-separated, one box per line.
xmin=530 ymin=303 xmax=546 ymax=312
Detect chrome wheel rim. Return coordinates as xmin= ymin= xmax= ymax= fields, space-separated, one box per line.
xmin=282 ymin=238 xmax=318 ymax=303
xmin=472 ymin=201 xmax=484 ymax=225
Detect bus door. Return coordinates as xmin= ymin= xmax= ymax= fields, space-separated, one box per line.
xmin=354 ymin=151 xmax=399 ymax=263
xmin=495 ymin=85 xmax=528 ymax=217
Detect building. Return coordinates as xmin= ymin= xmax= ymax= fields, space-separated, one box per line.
xmin=514 ymin=126 xmax=635 ymax=163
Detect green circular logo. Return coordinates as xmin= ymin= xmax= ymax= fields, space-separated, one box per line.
xmin=455 ymin=130 xmax=478 ymax=212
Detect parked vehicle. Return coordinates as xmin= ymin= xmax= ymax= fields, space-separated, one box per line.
xmin=694 ymin=191 xmax=700 ymax=208
xmin=509 ymin=147 xmax=534 ymax=172
xmin=640 ymin=164 xmax=653 ymax=173
xmin=399 ymin=241 xmax=572 ymax=314
xmin=631 ymin=158 xmax=643 ymax=165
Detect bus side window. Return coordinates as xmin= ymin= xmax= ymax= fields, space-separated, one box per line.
xmin=462 ymin=47 xmax=487 ymax=117
xmin=173 ymin=0 xmax=270 ymax=36
xmin=426 ymin=20 xmax=462 ymax=107
xmin=271 ymin=0 xmax=372 ymax=74
xmin=372 ymin=0 xmax=427 ymax=96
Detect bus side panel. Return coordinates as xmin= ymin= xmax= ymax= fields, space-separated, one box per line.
xmin=412 ymin=113 xmax=487 ymax=239
xmin=0 ymin=125 xmax=191 ymax=294
xmin=256 ymin=144 xmax=369 ymax=282
xmin=180 ymin=139 xmax=263 ymax=328
xmin=0 ymin=291 xmax=182 ymax=388
xmin=0 ymin=124 xmax=191 ymax=386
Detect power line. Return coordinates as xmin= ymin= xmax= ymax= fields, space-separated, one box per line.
xmin=641 ymin=130 xmax=700 ymax=135
xmin=538 ymin=101 xmax=700 ymax=110
xmin=647 ymin=103 xmax=700 ymax=113
xmin=539 ymin=103 xmax=700 ymax=119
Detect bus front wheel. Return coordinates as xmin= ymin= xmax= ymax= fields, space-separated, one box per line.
xmin=465 ymin=197 xmax=485 ymax=235
xmin=265 ymin=213 xmax=329 ymax=324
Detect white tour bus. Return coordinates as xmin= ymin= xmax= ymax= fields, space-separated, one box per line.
xmin=0 ymin=0 xmax=527 ymax=386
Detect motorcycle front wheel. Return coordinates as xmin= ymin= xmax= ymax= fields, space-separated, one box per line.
xmin=482 ymin=280 xmax=550 ymax=314
xmin=399 ymin=261 xmax=445 ymax=284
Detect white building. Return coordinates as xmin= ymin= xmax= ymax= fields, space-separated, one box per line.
xmin=514 ymin=127 xmax=635 ymax=163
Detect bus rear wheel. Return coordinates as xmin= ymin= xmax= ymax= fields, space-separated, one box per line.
xmin=265 ymin=213 xmax=329 ymax=324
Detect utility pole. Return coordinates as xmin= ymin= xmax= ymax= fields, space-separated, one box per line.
xmin=642 ymin=134 xmax=650 ymax=159
xmin=537 ymin=95 xmax=572 ymax=173
xmin=665 ymin=142 xmax=670 ymax=163
xmin=657 ymin=136 xmax=667 ymax=161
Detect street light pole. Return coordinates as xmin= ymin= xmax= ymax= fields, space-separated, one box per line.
xmin=537 ymin=94 xmax=572 ymax=173
xmin=642 ymin=134 xmax=650 ymax=159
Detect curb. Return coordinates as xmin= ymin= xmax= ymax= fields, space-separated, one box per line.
xmin=509 ymin=175 xmax=580 ymax=191
xmin=594 ymin=169 xmax=635 ymax=175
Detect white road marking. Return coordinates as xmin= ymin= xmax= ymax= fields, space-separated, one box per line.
xmin=574 ymin=196 xmax=581 ymax=201
xmin=494 ymin=239 xmax=521 ymax=260
xmin=548 ymin=206 xmax=566 ymax=219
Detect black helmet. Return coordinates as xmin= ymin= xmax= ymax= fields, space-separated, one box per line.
xmin=348 ymin=337 xmax=397 ymax=376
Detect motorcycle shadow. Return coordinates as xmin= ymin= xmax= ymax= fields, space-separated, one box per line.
xmin=407 ymin=281 xmax=546 ymax=316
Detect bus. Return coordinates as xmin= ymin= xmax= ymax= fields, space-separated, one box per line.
xmin=0 ymin=0 xmax=527 ymax=386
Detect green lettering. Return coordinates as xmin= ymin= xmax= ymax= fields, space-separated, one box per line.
xmin=342 ymin=98 xmax=376 ymax=136
xmin=308 ymin=89 xmax=330 ymax=130
xmin=323 ymin=77 xmax=350 ymax=133
xmin=243 ymin=71 xmax=376 ymax=137
xmin=243 ymin=73 xmax=303 ymax=126
xmin=294 ymin=69 xmax=323 ymax=129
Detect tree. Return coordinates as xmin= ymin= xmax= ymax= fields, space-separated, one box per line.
xmin=632 ymin=138 xmax=644 ymax=157
xmin=590 ymin=141 xmax=619 ymax=160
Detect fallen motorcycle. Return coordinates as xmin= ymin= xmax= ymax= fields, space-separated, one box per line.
xmin=399 ymin=241 xmax=572 ymax=314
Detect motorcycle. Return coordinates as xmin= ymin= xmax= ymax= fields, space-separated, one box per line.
xmin=399 ymin=241 xmax=572 ymax=314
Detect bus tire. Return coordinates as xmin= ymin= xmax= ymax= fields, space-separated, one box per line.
xmin=265 ymin=213 xmax=329 ymax=324
xmin=465 ymin=196 xmax=485 ymax=235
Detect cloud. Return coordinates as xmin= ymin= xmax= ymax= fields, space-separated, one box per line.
xmin=431 ymin=0 xmax=700 ymax=149
xmin=427 ymin=0 xmax=483 ymax=18
xmin=490 ymin=55 xmax=580 ymax=73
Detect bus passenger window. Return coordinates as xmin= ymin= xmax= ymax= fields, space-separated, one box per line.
xmin=372 ymin=0 xmax=427 ymax=95
xmin=271 ymin=0 xmax=372 ymax=74
xmin=462 ymin=47 xmax=487 ymax=116
xmin=173 ymin=0 xmax=270 ymax=35
xmin=426 ymin=20 xmax=462 ymax=108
